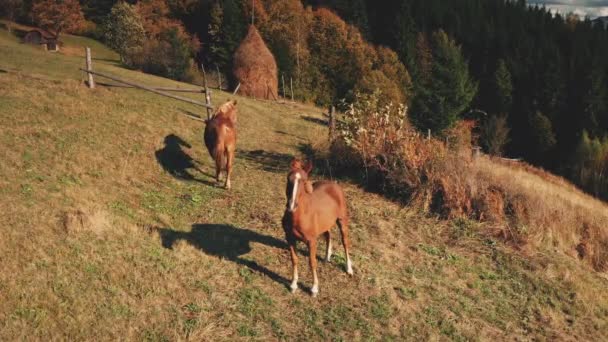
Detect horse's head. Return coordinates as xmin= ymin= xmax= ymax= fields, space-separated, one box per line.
xmin=214 ymin=99 xmax=238 ymax=122
xmin=286 ymin=158 xmax=313 ymax=212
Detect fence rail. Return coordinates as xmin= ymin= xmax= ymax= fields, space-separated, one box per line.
xmin=79 ymin=68 xmax=213 ymax=109
xmin=93 ymin=82 xmax=208 ymax=93
xmin=81 ymin=47 xmax=214 ymax=122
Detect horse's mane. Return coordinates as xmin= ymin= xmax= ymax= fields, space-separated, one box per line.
xmin=217 ymin=100 xmax=236 ymax=114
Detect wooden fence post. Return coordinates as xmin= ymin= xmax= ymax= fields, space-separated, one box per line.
xmin=328 ymin=105 xmax=336 ymax=141
xmin=201 ymin=63 xmax=213 ymax=120
xmin=85 ymin=47 xmax=95 ymax=89
xmin=472 ymin=146 xmax=481 ymax=159
xmin=233 ymin=83 xmax=241 ymax=95
xmin=290 ymin=77 xmax=294 ymax=102
xmin=427 ymin=129 xmax=431 ymax=140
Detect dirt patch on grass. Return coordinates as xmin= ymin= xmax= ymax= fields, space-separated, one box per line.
xmin=62 ymin=207 xmax=111 ymax=235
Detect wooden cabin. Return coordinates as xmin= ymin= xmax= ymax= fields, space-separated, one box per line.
xmin=23 ymin=29 xmax=59 ymax=52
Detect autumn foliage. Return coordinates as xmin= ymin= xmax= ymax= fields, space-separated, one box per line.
xmin=31 ymin=0 xmax=85 ymax=38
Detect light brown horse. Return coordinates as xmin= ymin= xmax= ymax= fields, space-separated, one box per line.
xmin=281 ymin=159 xmax=353 ymax=297
xmin=204 ymin=100 xmax=237 ymax=189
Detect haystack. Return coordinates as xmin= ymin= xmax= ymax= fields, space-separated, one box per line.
xmin=233 ymin=25 xmax=278 ymax=100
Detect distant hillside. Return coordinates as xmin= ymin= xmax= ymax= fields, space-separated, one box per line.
xmin=1 ymin=24 xmax=608 ymax=341
xmin=593 ymin=16 xmax=608 ymax=28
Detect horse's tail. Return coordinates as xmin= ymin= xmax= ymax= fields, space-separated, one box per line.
xmin=213 ymin=143 xmax=227 ymax=171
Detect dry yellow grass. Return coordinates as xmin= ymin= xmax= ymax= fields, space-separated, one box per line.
xmin=1 ymin=24 xmax=608 ymax=340
xmin=474 ymin=156 xmax=608 ymax=269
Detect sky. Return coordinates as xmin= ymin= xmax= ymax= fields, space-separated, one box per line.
xmin=528 ymin=0 xmax=608 ymax=18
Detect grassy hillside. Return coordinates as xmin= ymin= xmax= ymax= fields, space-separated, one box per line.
xmin=1 ymin=25 xmax=608 ymax=341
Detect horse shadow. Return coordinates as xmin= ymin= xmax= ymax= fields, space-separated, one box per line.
xmin=155 ymin=224 xmax=291 ymax=287
xmin=238 ymin=143 xmax=317 ymax=174
xmin=238 ymin=149 xmax=294 ymax=173
xmin=155 ymin=134 xmax=215 ymax=185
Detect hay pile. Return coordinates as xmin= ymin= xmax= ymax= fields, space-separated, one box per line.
xmin=233 ymin=25 xmax=278 ymax=100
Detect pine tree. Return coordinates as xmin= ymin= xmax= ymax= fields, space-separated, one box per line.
xmin=207 ymin=0 xmax=245 ymax=73
xmin=582 ymin=65 xmax=607 ymax=137
xmin=392 ymin=1 xmax=416 ymax=69
xmin=80 ymin=0 xmax=116 ymax=24
xmin=494 ymin=59 xmax=512 ymax=114
xmin=2 ymin=0 xmax=23 ymax=32
xmin=349 ymin=0 xmax=370 ymax=39
xmin=207 ymin=0 xmax=227 ymax=67
xmin=528 ymin=110 xmax=557 ymax=162
xmin=413 ymin=32 xmax=432 ymax=85
xmin=221 ymin=0 xmax=245 ymax=69
xmin=410 ymin=30 xmax=478 ymax=134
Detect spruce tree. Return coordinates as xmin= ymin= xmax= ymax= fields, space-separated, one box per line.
xmin=494 ymin=59 xmax=512 ymax=114
xmin=410 ymin=30 xmax=478 ymax=134
xmin=207 ymin=0 xmax=227 ymax=68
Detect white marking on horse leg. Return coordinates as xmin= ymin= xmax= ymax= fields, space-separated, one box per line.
xmin=290 ymin=266 xmax=298 ymax=293
xmin=311 ymin=268 xmax=319 ymax=297
xmin=289 ymin=174 xmax=301 ymax=212
xmin=326 ymin=239 xmax=333 ymax=262
xmin=346 ymin=252 xmax=353 ymax=275
xmin=225 ymin=178 xmax=231 ymax=190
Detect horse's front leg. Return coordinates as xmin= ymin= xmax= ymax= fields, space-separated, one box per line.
xmin=308 ymin=239 xmax=319 ymax=297
xmin=288 ymin=240 xmax=299 ymax=293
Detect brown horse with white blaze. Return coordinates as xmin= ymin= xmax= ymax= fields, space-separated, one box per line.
xmin=204 ymin=100 xmax=237 ymax=189
xmin=281 ymin=159 xmax=353 ymax=297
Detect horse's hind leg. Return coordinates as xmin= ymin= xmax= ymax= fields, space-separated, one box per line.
xmin=214 ymin=152 xmax=222 ymax=184
xmin=224 ymin=147 xmax=234 ymax=190
xmin=337 ymin=217 xmax=353 ymax=275
xmin=324 ymin=231 xmax=332 ymax=262
xmin=308 ymin=239 xmax=320 ymax=297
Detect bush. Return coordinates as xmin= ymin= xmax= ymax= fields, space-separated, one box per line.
xmin=331 ymin=90 xmax=447 ymax=199
xmin=146 ymin=28 xmax=195 ymax=81
xmin=324 ymin=91 xmax=608 ymax=272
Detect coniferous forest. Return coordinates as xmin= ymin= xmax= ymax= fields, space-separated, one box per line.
xmin=3 ymin=0 xmax=608 ymax=199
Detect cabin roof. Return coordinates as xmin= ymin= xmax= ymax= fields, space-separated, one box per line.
xmin=26 ymin=29 xmax=57 ymax=40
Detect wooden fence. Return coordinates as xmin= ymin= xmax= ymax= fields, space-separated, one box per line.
xmin=80 ymin=47 xmax=214 ymax=121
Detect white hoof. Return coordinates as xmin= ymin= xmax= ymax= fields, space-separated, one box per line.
xmin=311 ymin=285 xmax=319 ymax=297
xmin=290 ymin=282 xmax=298 ymax=293
xmin=346 ymin=259 xmax=353 ymax=275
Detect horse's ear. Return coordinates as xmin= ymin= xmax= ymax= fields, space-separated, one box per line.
xmin=304 ymin=160 xmax=313 ymax=174
xmin=304 ymin=181 xmax=313 ymax=194
xmin=290 ymin=158 xmax=302 ymax=170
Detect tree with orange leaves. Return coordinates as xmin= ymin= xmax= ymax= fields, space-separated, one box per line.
xmin=32 ymin=0 xmax=85 ymax=39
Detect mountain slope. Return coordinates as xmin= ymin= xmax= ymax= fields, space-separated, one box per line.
xmin=1 ymin=26 xmax=608 ymax=340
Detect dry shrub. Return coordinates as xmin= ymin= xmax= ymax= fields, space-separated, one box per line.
xmin=330 ymin=91 xmax=608 ymax=271
xmin=233 ymin=25 xmax=278 ymax=100
xmin=332 ymin=91 xmax=446 ymax=200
